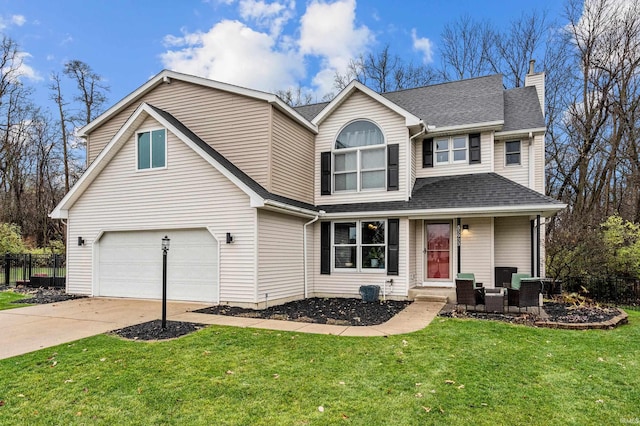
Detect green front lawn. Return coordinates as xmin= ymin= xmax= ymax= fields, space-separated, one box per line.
xmin=0 ymin=312 xmax=638 ymax=425
xmin=0 ymin=291 xmax=30 ymax=310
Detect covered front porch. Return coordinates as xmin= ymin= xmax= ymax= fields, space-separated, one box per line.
xmin=407 ymin=214 xmax=546 ymax=303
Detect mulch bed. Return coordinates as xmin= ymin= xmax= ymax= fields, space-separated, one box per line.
xmin=439 ymin=301 xmax=627 ymax=329
xmin=1 ymin=286 xmax=87 ymax=304
xmin=194 ymin=297 xmax=412 ymax=326
xmin=111 ymin=320 xmax=206 ymax=341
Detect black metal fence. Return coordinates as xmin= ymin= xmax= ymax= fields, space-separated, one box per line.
xmin=1 ymin=253 xmax=66 ymax=287
xmin=563 ymin=276 xmax=640 ymax=310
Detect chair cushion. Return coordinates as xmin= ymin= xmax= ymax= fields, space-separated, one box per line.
xmin=511 ymin=273 xmax=530 ymax=290
xmin=457 ymin=273 xmax=475 ymax=285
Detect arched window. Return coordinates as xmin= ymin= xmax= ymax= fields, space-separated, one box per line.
xmin=333 ymin=121 xmax=385 ymax=192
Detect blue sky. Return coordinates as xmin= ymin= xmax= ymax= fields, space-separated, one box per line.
xmin=1 ymin=0 xmax=566 ymax=111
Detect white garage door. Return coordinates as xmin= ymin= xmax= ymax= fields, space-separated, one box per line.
xmin=98 ymin=229 xmax=218 ymax=302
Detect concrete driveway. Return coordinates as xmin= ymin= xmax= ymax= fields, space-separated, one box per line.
xmin=0 ymin=297 xmax=210 ymax=360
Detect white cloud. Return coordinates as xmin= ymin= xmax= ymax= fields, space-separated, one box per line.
xmin=299 ymin=0 xmax=373 ymax=95
xmin=238 ymin=0 xmax=294 ymax=35
xmin=1 ymin=51 xmax=42 ymax=82
xmin=411 ymin=29 xmax=433 ymax=64
xmin=160 ymin=20 xmax=304 ymax=92
xmin=11 ymin=15 xmax=26 ymax=26
xmin=0 ymin=14 xmax=26 ymax=30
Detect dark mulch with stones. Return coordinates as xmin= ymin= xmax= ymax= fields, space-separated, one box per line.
xmin=1 ymin=286 xmax=87 ymax=304
xmin=111 ymin=320 xmax=206 ymax=341
xmin=439 ymin=301 xmax=624 ymax=328
xmin=542 ymin=302 xmax=621 ymax=323
xmin=195 ymin=297 xmax=412 ymax=326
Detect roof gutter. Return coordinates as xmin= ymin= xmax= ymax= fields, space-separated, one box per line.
xmin=320 ymin=203 xmax=567 ymax=219
xmin=262 ymin=199 xmax=319 ymax=218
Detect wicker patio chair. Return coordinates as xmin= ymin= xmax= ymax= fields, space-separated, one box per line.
xmin=456 ymin=279 xmax=484 ymax=310
xmin=507 ymin=277 xmax=541 ymax=313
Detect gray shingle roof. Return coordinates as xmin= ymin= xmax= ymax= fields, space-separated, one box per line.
xmin=294 ymin=102 xmax=329 ymax=122
xmin=380 ymin=74 xmax=505 ymax=128
xmin=294 ymin=74 xmax=546 ymax=132
xmin=502 ymin=86 xmax=545 ymax=131
xmin=319 ymin=173 xmax=562 ymax=213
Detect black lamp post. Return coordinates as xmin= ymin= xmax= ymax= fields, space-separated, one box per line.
xmin=161 ymin=235 xmax=170 ymax=329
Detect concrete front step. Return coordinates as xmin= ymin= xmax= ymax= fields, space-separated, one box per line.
xmin=408 ymin=287 xmax=454 ymax=303
xmin=413 ymin=294 xmax=448 ymax=303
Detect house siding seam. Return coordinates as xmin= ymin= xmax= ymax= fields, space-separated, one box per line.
xmin=270 ymin=107 xmax=315 ymax=204
xmin=257 ymin=210 xmax=307 ymax=303
xmin=67 ymin=117 xmax=257 ymax=303
xmin=314 ymin=91 xmax=409 ymax=205
xmin=86 ymin=79 xmax=272 ymax=189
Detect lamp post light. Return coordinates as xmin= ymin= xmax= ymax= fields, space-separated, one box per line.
xmin=161 ymin=235 xmax=170 ymax=329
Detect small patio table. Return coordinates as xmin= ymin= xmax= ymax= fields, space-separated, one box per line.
xmin=485 ymin=288 xmax=506 ymax=313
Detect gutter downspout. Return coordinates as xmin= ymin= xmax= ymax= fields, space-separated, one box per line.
xmin=303 ymin=210 xmax=325 ymax=299
xmin=408 ymin=121 xmax=427 ymax=202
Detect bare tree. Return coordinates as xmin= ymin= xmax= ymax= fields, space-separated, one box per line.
xmin=49 ymin=72 xmax=71 ymax=193
xmin=63 ymin=60 xmax=109 ymax=126
xmin=439 ymin=15 xmax=495 ymax=81
xmin=332 ymin=44 xmax=438 ymax=94
xmin=275 ymin=86 xmax=314 ymax=107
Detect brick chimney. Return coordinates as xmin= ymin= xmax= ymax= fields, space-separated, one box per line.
xmin=525 ymin=59 xmax=545 ymax=117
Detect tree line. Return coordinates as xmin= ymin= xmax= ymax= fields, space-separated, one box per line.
xmin=0 ymin=36 xmax=108 ymax=250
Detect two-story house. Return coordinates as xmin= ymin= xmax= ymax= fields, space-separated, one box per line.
xmin=50 ymin=65 xmax=565 ymax=307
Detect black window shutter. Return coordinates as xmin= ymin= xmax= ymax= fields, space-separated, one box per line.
xmin=320 ymin=221 xmax=331 ymax=275
xmin=387 ymin=144 xmax=399 ymax=191
xmin=387 ymin=218 xmax=399 ymax=276
xmin=469 ymin=133 xmax=481 ymax=164
xmin=422 ymin=138 xmax=433 ymax=168
xmin=321 ymin=152 xmax=331 ymax=195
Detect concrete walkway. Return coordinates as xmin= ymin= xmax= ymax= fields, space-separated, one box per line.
xmin=0 ymin=298 xmax=445 ymax=360
xmin=174 ymin=300 xmax=445 ymax=337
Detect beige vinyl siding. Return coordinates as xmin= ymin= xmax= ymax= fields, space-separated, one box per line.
xmin=494 ymin=139 xmax=529 ymax=187
xmin=257 ymin=210 xmax=306 ymax=302
xmin=87 ymin=80 xmax=271 ymax=189
xmin=415 ymin=132 xmax=493 ymax=178
xmin=494 ymin=216 xmax=531 ymax=276
xmin=312 ymin=218 xmax=408 ymax=298
xmin=410 ymin=140 xmax=416 ymax=191
xmin=534 ymin=134 xmax=545 ymax=193
xmin=270 ymin=108 xmax=315 ymax=203
xmin=460 ymin=217 xmax=493 ymax=286
xmin=314 ymin=91 xmax=408 ymax=205
xmin=67 ymin=116 xmax=257 ymax=302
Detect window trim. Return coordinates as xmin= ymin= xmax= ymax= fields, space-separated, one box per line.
xmin=505 ymin=140 xmax=521 ymax=166
xmin=434 ymin=135 xmax=468 ymax=166
xmin=332 ymin=219 xmax=387 ymax=273
xmin=332 ymin=120 xmax=387 ymax=193
xmin=136 ymin=128 xmax=167 ymax=171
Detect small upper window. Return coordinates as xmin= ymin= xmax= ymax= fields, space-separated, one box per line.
xmin=505 ymin=141 xmax=521 ymax=165
xmin=435 ymin=135 xmax=467 ymax=165
xmin=334 ymin=121 xmax=385 ymax=192
xmin=137 ymin=129 xmax=166 ymax=170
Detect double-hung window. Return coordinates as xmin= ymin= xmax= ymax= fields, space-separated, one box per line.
xmin=334 ymin=121 xmax=385 ymax=192
xmin=333 ymin=220 xmax=386 ymax=271
xmin=137 ymin=129 xmax=166 ymax=170
xmin=505 ymin=141 xmax=521 ymax=165
xmin=435 ymin=135 xmax=467 ymax=165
